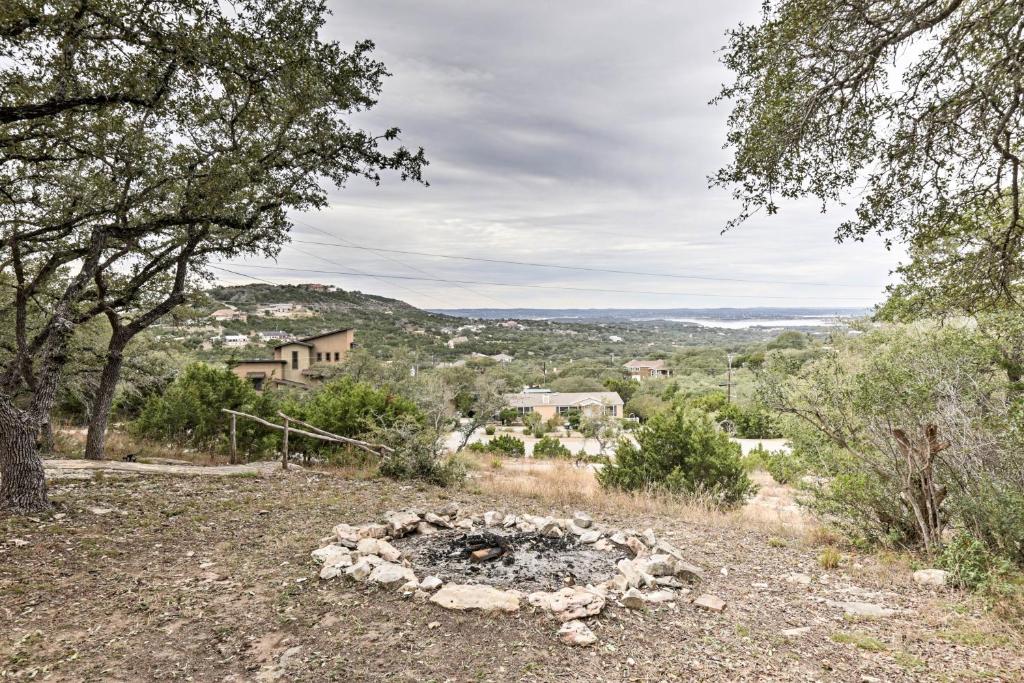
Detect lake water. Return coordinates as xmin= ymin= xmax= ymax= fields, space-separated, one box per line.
xmin=664 ymin=317 xmax=845 ymax=329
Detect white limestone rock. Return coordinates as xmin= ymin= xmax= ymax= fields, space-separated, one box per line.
xmin=572 ymin=511 xmax=593 ymax=529
xmin=621 ymin=588 xmax=646 ymax=609
xmin=385 ymin=510 xmax=422 ymax=538
xmin=913 ymin=569 xmax=949 ymax=587
xmin=429 ymin=584 xmax=521 ymax=613
xmin=368 ymin=562 xmax=417 ymax=589
xmin=419 ymin=575 xmax=443 ymax=592
xmin=558 ymin=620 xmax=598 ymax=646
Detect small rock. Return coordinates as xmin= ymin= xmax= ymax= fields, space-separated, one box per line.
xmin=322 ymin=548 xmax=353 ymax=569
xmin=88 ymin=507 xmax=114 ymax=515
xmin=625 ymin=537 xmax=647 ymax=558
xmin=483 ymin=511 xmax=503 ymax=527
xmin=417 ymin=522 xmax=439 ymax=536
xmin=673 ymin=560 xmax=703 ymax=583
xmin=544 ymin=525 xmax=564 ymax=539
xmin=424 ymin=513 xmax=453 ymax=529
xmin=544 ymin=587 xmax=606 ymax=621
xmin=592 ymin=538 xmax=614 ymax=552
xmin=333 ymin=523 xmax=361 ymax=545
xmin=368 ymin=562 xmax=417 ymax=588
xmin=558 ymin=620 xmax=597 ymax=646
xmin=384 ymin=510 xmax=421 ymax=538
xmin=319 ymin=565 xmax=343 ymax=580
xmin=8 ymin=539 xmax=29 ymax=547
xmin=430 ymin=584 xmax=520 ymax=612
xmin=357 ymin=523 xmax=388 ymax=539
xmin=785 ymin=572 xmax=812 ymax=586
xmin=419 ymin=576 xmax=443 ymax=591
xmin=913 ymin=569 xmax=948 ymax=587
xmin=622 ymin=588 xmax=646 ymax=609
xmin=400 ymin=579 xmax=420 ymax=593
xmin=781 ymin=626 xmax=812 ymax=638
xmin=436 ymin=502 xmax=460 ymax=518
xmin=427 ymin=621 xmax=441 ymax=629
xmin=693 ymin=594 xmax=726 ymax=612
xmin=375 ymin=539 xmax=402 ymax=563
xmin=644 ymin=590 xmax=676 ymax=604
xmin=642 ymin=554 xmax=676 ymax=577
xmin=502 ymin=514 xmax=518 ymax=528
xmin=654 ymin=576 xmax=685 ymax=588
xmin=579 ymin=530 xmax=601 ymax=544
xmin=455 ymin=518 xmax=474 ymax=530
xmin=829 ymin=600 xmax=898 ymax=618
xmin=345 ymin=558 xmax=374 ymax=581
xmin=572 ymin=511 xmax=593 ymax=529
xmin=641 ymin=528 xmax=656 ymax=547
xmin=355 ymin=538 xmax=380 ymax=556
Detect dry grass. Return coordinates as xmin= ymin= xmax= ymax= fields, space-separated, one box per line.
xmin=467 ymin=455 xmax=818 ymax=541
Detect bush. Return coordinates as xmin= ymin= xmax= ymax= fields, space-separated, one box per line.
xmin=746 ymin=444 xmax=804 ymax=484
xmin=132 ymin=363 xmax=281 ymax=455
xmin=488 ymin=434 xmax=526 ymax=457
xmin=376 ymin=416 xmax=464 ymax=487
xmin=498 ymin=408 xmax=518 ymax=425
xmin=484 ymin=425 xmax=496 ymax=436
xmin=532 ymin=435 xmax=571 ymax=459
xmin=598 ymin=407 xmax=755 ymax=506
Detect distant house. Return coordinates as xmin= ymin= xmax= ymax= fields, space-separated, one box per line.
xmin=211 ymin=308 xmax=247 ymax=322
xmin=608 ymin=335 xmax=624 ymax=342
xmin=490 ymin=353 xmax=514 ymax=364
xmin=504 ymin=389 xmax=623 ymax=420
xmin=256 ymin=303 xmax=316 ymax=319
xmin=258 ymin=330 xmax=293 ymax=342
xmin=624 ymin=359 xmax=672 ymax=379
xmin=300 ymin=283 xmax=334 ymax=292
xmin=222 ymin=334 xmax=249 ymax=348
xmin=231 ymin=328 xmax=355 ymax=390
xmin=446 ymin=336 xmax=469 ymax=349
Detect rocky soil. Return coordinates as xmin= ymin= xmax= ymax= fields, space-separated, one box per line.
xmin=1 ymin=469 xmax=1021 ymax=681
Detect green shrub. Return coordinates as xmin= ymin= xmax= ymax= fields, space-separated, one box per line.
xmin=498 ymin=408 xmax=518 ymax=425
xmin=938 ymin=534 xmax=1003 ymax=590
xmin=132 ymin=363 xmax=281 ymax=454
xmin=376 ymin=417 xmax=465 ymax=487
xmin=746 ymin=444 xmax=804 ymax=484
xmin=484 ymin=425 xmax=496 ymax=436
xmin=598 ymin=407 xmax=755 ymax=506
xmin=488 ymin=434 xmax=526 ymax=457
xmin=532 ymin=435 xmax=571 ymax=459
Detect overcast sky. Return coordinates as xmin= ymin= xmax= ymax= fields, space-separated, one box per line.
xmin=218 ymin=1 xmax=903 ymax=310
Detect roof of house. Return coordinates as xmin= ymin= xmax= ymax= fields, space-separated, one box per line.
xmin=624 ymin=359 xmax=668 ymax=370
xmin=504 ymin=391 xmax=623 ymax=408
xmin=273 ymin=328 xmax=352 ymax=349
xmin=234 ymin=358 xmax=287 ymax=365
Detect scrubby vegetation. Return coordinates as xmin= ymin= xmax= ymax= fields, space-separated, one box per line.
xmin=598 ymin=407 xmax=755 ymax=505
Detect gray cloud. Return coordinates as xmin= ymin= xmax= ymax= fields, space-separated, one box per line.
xmin=222 ymin=1 xmax=904 ymax=309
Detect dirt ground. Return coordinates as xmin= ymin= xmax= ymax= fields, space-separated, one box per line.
xmin=1 ymin=463 xmax=1021 ymax=682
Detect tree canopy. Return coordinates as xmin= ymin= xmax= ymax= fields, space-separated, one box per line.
xmin=714 ymin=0 xmax=1024 ymax=312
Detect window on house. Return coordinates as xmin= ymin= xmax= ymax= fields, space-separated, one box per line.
xmin=516 ymin=406 xmax=531 ymax=416
xmin=291 ymin=351 xmax=298 ymax=369
xmin=557 ymin=406 xmax=571 ymax=416
xmin=334 ymin=352 xmax=340 ymax=361
xmin=606 ymin=406 xmax=617 ymax=416
xmin=250 ymin=377 xmax=264 ymax=391
xmin=316 ymin=352 xmax=322 ymax=362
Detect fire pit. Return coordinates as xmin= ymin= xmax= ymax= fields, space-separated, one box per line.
xmin=394 ymin=528 xmax=624 ymax=592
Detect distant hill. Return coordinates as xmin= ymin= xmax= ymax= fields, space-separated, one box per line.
xmin=429 ymin=307 xmax=873 ymax=323
xmin=208 ymin=284 xmax=434 ymax=318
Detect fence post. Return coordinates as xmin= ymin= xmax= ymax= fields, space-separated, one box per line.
xmin=282 ymin=417 xmax=289 ymax=470
xmin=230 ymin=413 xmax=237 ymax=465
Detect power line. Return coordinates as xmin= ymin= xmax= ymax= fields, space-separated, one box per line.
xmin=289 ymin=236 xmax=882 ymax=290
xmin=214 ymin=262 xmax=879 ymax=302
xmin=290 ymin=219 xmax=512 ymax=307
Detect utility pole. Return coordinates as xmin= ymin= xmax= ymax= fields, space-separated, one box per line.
xmin=720 ymin=353 xmax=736 ymax=403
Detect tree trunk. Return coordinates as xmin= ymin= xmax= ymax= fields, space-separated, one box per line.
xmin=84 ymin=333 xmax=128 ymax=460
xmin=0 ymin=402 xmax=50 ymax=513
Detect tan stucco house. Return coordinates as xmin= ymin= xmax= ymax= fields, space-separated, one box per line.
xmin=624 ymin=359 xmax=672 ymax=379
xmin=231 ymin=328 xmax=355 ymax=390
xmin=504 ymin=389 xmax=624 ymax=421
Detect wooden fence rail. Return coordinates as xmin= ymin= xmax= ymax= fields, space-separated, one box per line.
xmin=221 ymin=408 xmax=394 ymax=470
